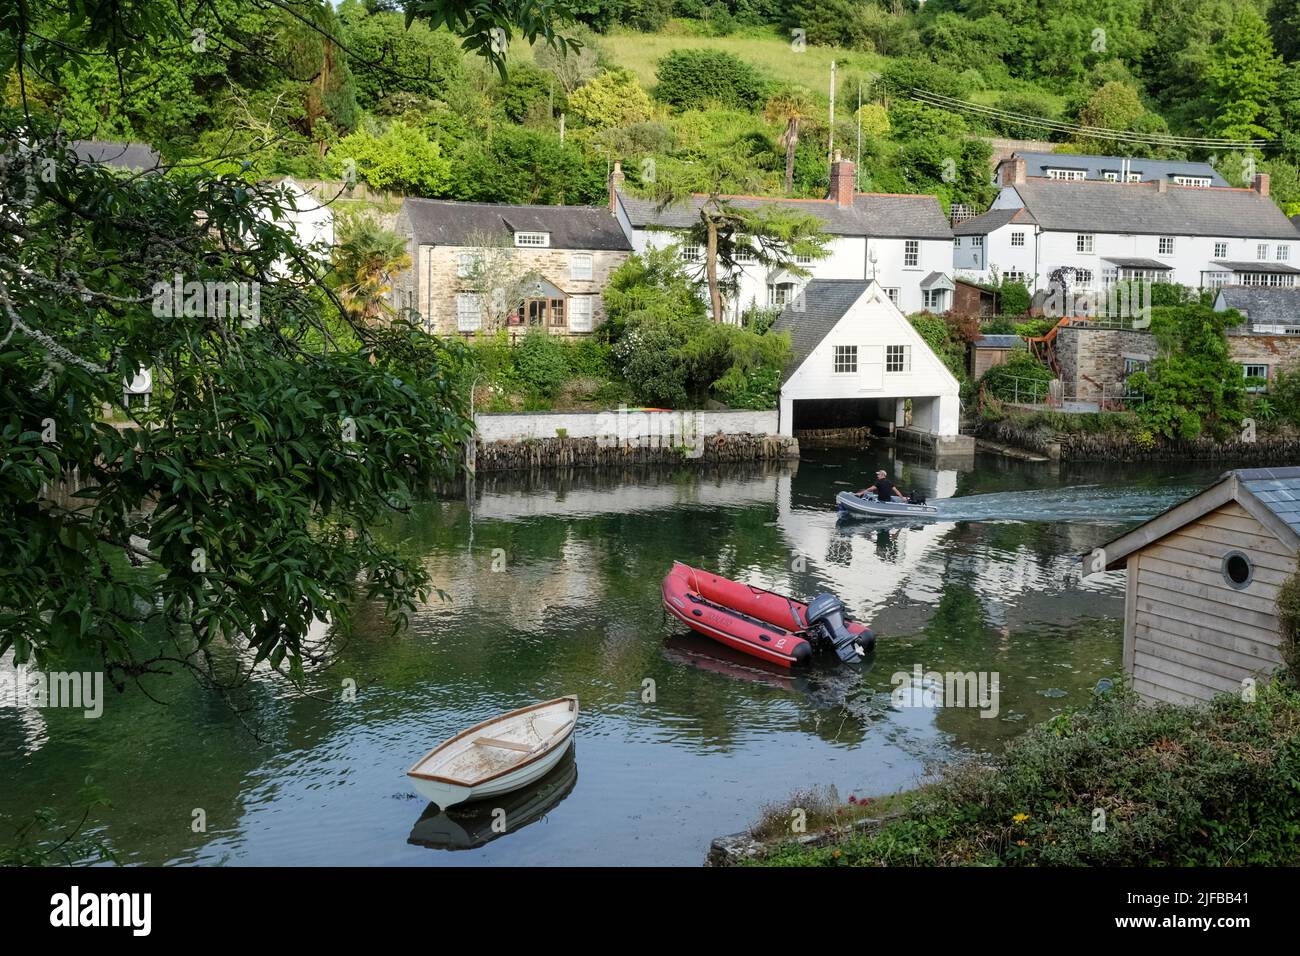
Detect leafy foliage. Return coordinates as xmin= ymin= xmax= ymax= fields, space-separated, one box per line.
xmin=654 ymin=49 xmax=768 ymax=110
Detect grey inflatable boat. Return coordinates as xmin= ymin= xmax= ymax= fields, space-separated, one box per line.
xmin=836 ymin=490 xmax=940 ymax=518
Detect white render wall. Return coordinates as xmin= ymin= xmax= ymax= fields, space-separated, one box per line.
xmin=630 ymin=228 xmax=953 ymax=318
xmin=475 ymin=408 xmax=779 ymax=442
xmin=958 ymin=187 xmax=1297 ymax=291
xmin=778 ymin=283 xmax=961 ymax=437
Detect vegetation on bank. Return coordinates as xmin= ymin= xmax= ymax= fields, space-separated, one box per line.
xmin=750 ymin=677 xmax=1300 ymax=866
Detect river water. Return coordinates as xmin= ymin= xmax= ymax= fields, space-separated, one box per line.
xmin=1 ymin=448 xmax=1228 ymax=865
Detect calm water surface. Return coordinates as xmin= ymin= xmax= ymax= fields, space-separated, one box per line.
xmin=1 ymin=449 xmax=1226 ymax=865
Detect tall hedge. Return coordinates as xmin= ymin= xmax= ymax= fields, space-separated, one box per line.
xmin=654 ymin=49 xmax=768 ymax=111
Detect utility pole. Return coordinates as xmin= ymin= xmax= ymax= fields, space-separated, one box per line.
xmin=827 ymin=60 xmax=836 ymax=171
xmin=856 ymin=79 xmax=862 ymax=191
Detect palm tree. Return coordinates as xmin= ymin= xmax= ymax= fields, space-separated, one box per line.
xmin=764 ymin=88 xmax=816 ymax=196
xmin=331 ymin=215 xmax=411 ymax=324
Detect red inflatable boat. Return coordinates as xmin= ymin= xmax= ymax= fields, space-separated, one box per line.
xmin=661 ymin=562 xmax=874 ymax=668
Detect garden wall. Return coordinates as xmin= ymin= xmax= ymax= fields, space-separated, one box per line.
xmin=982 ymin=416 xmax=1300 ymax=463
xmin=472 ymin=409 xmax=797 ymax=472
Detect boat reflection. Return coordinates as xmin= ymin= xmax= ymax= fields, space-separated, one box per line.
xmin=407 ymin=746 xmax=578 ymax=851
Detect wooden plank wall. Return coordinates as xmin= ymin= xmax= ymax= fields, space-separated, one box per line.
xmin=1130 ymin=501 xmax=1289 ymax=706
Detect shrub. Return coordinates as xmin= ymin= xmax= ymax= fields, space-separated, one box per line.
xmin=979 ymin=349 xmax=1053 ymax=403
xmin=613 ymin=324 xmax=689 ymax=407
xmin=513 ymin=331 xmax=571 ymax=398
xmin=655 ymin=49 xmax=768 ymax=111
xmin=998 ymin=280 xmax=1030 ymax=316
xmin=754 ymin=679 xmax=1300 ymax=867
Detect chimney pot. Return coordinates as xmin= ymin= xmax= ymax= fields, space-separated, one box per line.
xmin=1254 ymin=173 xmax=1270 ymax=198
xmin=608 ymin=160 xmax=625 ymax=213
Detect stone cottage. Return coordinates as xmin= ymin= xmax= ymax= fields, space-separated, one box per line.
xmin=391 ymin=198 xmax=632 ymax=337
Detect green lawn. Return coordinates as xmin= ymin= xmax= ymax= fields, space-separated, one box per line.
xmin=599 ymin=23 xmax=884 ymax=99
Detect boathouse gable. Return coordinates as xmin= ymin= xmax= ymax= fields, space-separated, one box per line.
xmin=1089 ymin=467 xmax=1300 ymax=707
xmin=772 ymin=279 xmax=961 ymax=441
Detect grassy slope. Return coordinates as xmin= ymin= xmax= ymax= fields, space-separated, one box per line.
xmin=600 ymin=23 xmax=881 ymax=100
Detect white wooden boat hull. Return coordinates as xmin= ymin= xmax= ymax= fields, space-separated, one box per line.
xmin=407 ymin=697 xmax=579 ymax=810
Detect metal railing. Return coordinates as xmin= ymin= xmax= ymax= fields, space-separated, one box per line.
xmin=995 ymin=374 xmax=1144 ymax=410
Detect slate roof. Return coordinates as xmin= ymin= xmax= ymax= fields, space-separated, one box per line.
xmin=1210 ymin=260 xmax=1300 ymax=274
xmin=617 ymin=191 xmax=952 ymax=240
xmin=1010 ymin=151 xmax=1229 ymax=187
xmin=1292 ymin=214 xmax=1300 ymax=232
xmin=952 ymin=207 xmax=1036 ymax=235
xmin=770 ymin=280 xmax=870 ymax=380
xmin=70 ymin=139 xmax=161 ymax=172
xmin=1214 ymin=287 xmax=1300 ymax=323
xmin=1010 ymin=179 xmax=1297 ymax=240
xmin=400 ymin=198 xmax=632 ymax=251
xmin=1102 ymin=257 xmax=1173 ymax=269
xmin=1236 ymin=468 xmax=1300 ymax=539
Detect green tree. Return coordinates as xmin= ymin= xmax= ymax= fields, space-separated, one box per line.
xmin=654 ymin=49 xmax=768 ymax=111
xmin=1203 ymin=6 xmax=1282 ymax=142
xmin=332 ymin=122 xmax=452 ymax=194
xmin=764 ymin=88 xmax=817 ymax=195
xmin=569 ymin=69 xmax=654 ymax=129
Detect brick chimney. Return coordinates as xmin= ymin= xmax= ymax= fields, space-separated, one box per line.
xmin=828 ymin=151 xmax=856 ymax=207
xmin=608 ymin=160 xmax=625 ymax=213
xmin=1155 ymin=178 xmax=1167 ymax=193
xmin=1000 ymin=156 xmax=1026 ymax=187
xmin=1253 ymin=173 xmax=1270 ymax=198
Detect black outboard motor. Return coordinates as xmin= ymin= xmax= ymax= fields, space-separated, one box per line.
xmin=805 ymin=593 xmax=873 ymax=664
xmin=908 ymin=491 xmax=928 ymax=505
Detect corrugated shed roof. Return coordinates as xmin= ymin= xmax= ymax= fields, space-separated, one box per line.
xmin=618 ymin=191 xmax=952 ymax=240
xmin=1012 ymin=151 xmax=1229 ymax=186
xmin=770 ymin=280 xmax=870 ymax=380
xmin=1012 ymin=179 xmax=1297 ymax=240
xmin=400 ymin=198 xmax=632 ymax=251
xmin=70 ymin=140 xmax=161 ymax=172
xmin=1214 ymin=287 xmax=1300 ymax=323
xmin=975 ymin=334 xmax=1021 ymax=349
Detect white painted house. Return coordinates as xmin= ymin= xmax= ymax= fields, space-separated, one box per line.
xmin=770 ymin=280 xmax=961 ymax=443
xmin=953 ymin=157 xmax=1298 ymax=294
xmin=260 ymin=176 xmax=335 ymax=263
xmin=613 ymin=157 xmax=954 ymax=320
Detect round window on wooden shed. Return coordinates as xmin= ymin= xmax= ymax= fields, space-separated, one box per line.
xmin=1222 ymin=551 xmax=1254 ymax=589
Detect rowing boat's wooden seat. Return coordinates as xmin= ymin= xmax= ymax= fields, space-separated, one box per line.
xmin=473 ymin=736 xmax=532 ymax=752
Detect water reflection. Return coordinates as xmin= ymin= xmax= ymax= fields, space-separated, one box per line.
xmin=408 ymin=747 xmax=578 ymax=852
xmin=0 ymin=449 xmax=1225 ymax=866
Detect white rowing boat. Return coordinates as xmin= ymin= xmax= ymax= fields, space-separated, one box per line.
xmin=407 ymin=697 xmax=579 ymax=809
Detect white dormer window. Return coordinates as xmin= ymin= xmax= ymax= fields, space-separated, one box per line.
xmin=1103 ymin=171 xmax=1118 ymax=182
xmin=515 ymin=231 xmax=550 ymax=248
xmin=570 ymin=253 xmax=593 ymax=281
xmin=1173 ymin=176 xmax=1211 ymax=188
xmin=1047 ymin=168 xmax=1086 ymax=181
xmin=1127 ymin=173 xmax=1141 ymax=183
xmin=1158 ymin=237 xmax=1176 ymax=256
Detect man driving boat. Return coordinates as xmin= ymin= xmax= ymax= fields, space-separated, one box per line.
xmin=856 ymin=469 xmax=908 ymax=503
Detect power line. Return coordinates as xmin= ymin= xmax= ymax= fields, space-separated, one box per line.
xmin=908 ymin=88 xmax=1274 ymax=151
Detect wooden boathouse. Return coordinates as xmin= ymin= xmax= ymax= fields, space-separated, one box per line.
xmin=1089 ymin=467 xmax=1298 ymax=706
